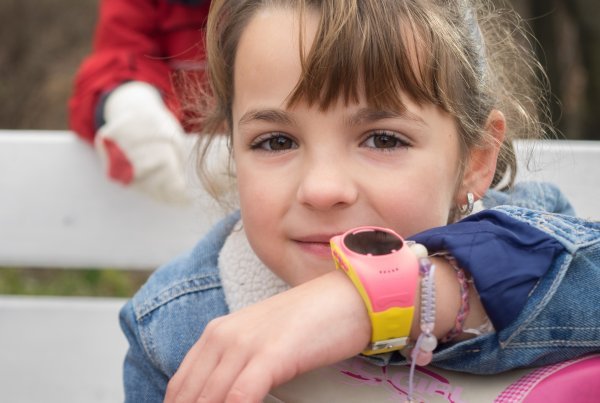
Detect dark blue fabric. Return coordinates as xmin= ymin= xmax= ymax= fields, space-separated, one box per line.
xmin=410 ymin=210 xmax=565 ymax=331
xmin=94 ymin=90 xmax=112 ymax=130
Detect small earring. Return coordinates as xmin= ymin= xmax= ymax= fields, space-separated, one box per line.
xmin=459 ymin=192 xmax=475 ymax=216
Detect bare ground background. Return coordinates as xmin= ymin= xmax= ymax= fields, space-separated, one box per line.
xmin=0 ymin=0 xmax=98 ymax=131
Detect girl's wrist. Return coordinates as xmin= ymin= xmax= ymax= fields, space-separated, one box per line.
xmin=319 ymin=270 xmax=372 ymax=352
xmin=410 ymin=256 xmax=486 ymax=343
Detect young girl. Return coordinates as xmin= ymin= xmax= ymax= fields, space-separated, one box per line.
xmin=119 ymin=0 xmax=600 ymax=401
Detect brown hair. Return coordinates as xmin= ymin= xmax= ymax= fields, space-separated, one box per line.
xmin=192 ymin=0 xmax=553 ymax=201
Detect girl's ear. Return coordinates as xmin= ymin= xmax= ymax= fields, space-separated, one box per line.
xmin=457 ymin=110 xmax=506 ymax=205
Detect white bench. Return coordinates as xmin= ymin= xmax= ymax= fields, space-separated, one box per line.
xmin=1 ymin=130 xmax=599 ymax=403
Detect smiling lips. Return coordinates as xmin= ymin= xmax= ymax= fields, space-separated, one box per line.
xmin=294 ymin=235 xmax=337 ymax=258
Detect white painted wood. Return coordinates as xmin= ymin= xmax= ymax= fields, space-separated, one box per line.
xmin=0 ymin=130 xmax=231 ymax=269
xmin=514 ymin=139 xmax=600 ymax=220
xmin=0 ymin=131 xmax=597 ymax=271
xmin=0 ymin=296 xmax=127 ymax=403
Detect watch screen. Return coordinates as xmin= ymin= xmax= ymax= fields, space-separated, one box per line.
xmin=343 ymin=229 xmax=403 ymax=256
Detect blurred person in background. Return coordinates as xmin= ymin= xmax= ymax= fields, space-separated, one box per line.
xmin=69 ymin=0 xmax=211 ymax=204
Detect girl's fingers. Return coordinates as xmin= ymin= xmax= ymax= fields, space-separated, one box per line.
xmin=192 ymin=350 xmax=248 ymax=402
xmin=166 ymin=330 xmax=289 ymax=403
xmin=225 ymin=357 xmax=292 ymax=403
xmin=164 ymin=324 xmax=220 ymax=402
xmin=165 ymin=354 xmax=214 ymax=402
xmin=165 ymin=272 xmax=371 ymax=402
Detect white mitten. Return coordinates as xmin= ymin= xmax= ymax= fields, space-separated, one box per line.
xmin=95 ymin=81 xmax=192 ymax=204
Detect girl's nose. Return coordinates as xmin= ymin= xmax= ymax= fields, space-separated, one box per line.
xmin=296 ymin=157 xmax=359 ymax=210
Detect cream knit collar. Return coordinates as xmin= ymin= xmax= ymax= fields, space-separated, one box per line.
xmin=218 ymin=220 xmax=290 ymax=312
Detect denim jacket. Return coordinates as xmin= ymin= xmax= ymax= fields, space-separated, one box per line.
xmin=119 ymin=182 xmax=600 ymax=401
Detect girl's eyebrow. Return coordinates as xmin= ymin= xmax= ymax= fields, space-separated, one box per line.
xmin=346 ymin=108 xmax=427 ymax=127
xmin=238 ymin=108 xmax=297 ymax=127
xmin=237 ymin=107 xmax=427 ymax=128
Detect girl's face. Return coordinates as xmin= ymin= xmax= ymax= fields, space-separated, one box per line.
xmin=232 ymin=7 xmax=464 ymax=286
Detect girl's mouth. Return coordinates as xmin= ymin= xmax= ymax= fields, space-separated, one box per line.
xmin=293 ymin=235 xmax=339 ymax=258
xmin=295 ymin=240 xmax=333 ymax=258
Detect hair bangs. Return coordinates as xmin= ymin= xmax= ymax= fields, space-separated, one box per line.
xmin=286 ymin=0 xmax=446 ymax=113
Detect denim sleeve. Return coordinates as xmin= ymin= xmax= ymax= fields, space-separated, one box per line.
xmin=119 ymin=278 xmax=229 ymax=402
xmin=410 ymin=209 xmax=565 ymax=332
xmin=118 ymin=212 xmax=239 ymax=401
xmin=119 ymin=300 xmax=169 ymax=403
xmin=426 ymin=208 xmax=600 ymax=374
xmin=483 ymin=181 xmax=575 ymax=215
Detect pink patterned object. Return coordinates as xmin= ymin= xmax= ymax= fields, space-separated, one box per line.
xmin=495 ymin=354 xmax=600 ymax=403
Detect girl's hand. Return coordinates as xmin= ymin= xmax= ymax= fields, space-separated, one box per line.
xmin=164 ymin=270 xmax=371 ymax=403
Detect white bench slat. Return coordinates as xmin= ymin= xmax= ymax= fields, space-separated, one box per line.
xmin=0 ymin=130 xmax=227 ymax=269
xmin=514 ymin=139 xmax=600 ymax=220
xmin=0 ymin=296 xmax=126 ymax=403
xmin=1 ymin=131 xmax=598 ymax=272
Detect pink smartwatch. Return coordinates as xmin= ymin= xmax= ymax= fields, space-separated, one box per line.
xmin=330 ymin=226 xmax=420 ymax=355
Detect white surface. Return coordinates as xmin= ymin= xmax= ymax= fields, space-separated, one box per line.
xmin=0 ymin=130 xmax=231 ymax=269
xmin=514 ymin=139 xmax=600 ymax=220
xmin=0 ymin=296 xmax=127 ymax=403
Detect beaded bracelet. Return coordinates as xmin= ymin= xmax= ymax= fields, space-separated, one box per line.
xmin=401 ymin=252 xmax=437 ymax=403
xmin=403 ymin=244 xmax=438 ymax=360
xmin=411 ymin=257 xmax=437 ymax=365
xmin=437 ymin=253 xmax=470 ymax=343
xmin=404 ymin=246 xmax=478 ymax=402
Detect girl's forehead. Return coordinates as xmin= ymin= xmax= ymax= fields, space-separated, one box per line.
xmin=235 ymin=3 xmax=434 ymax=116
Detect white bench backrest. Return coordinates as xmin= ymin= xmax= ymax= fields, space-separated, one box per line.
xmin=513 ymin=139 xmax=600 ymax=220
xmin=1 ymin=131 xmax=598 ymax=271
xmin=0 ymin=130 xmax=230 ymax=270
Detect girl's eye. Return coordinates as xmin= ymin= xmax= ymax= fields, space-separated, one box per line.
xmin=251 ymin=134 xmax=298 ymax=152
xmin=361 ymin=131 xmax=409 ymax=150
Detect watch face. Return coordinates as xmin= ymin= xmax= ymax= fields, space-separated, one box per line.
xmin=343 ymin=228 xmax=403 ymax=256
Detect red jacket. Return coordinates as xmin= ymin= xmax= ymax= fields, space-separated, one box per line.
xmin=69 ymin=0 xmax=211 ymax=143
